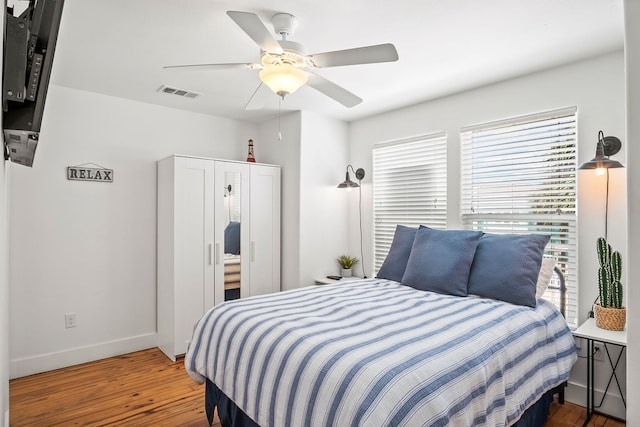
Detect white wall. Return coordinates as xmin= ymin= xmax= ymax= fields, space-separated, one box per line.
xmin=624 ymin=0 xmax=639 ymax=423
xmin=8 ymin=85 xmax=256 ymax=378
xmin=299 ymin=111 xmax=350 ymax=284
xmin=349 ymin=52 xmax=627 ymax=417
xmin=1 ymin=145 xmax=9 ymax=427
xmin=257 ymin=111 xmax=350 ymax=290
xmin=0 ymin=7 xmax=9 ymax=424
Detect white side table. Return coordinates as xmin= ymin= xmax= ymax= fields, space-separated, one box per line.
xmin=573 ymin=317 xmax=627 ymax=425
xmin=314 ymin=276 xmax=362 ymax=285
xmin=314 ymin=277 xmax=339 ymax=285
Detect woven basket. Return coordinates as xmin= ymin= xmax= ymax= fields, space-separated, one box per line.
xmin=594 ymin=304 xmax=626 ymax=331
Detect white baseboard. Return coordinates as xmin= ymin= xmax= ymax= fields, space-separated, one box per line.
xmin=565 ymin=380 xmax=626 ymax=421
xmin=9 ymin=332 xmax=157 ymax=379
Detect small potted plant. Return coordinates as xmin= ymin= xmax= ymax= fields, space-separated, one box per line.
xmin=594 ymin=237 xmax=626 ymax=331
xmin=337 ymin=255 xmax=359 ymax=278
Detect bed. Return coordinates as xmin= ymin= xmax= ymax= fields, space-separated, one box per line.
xmin=185 ymin=226 xmax=577 ymax=426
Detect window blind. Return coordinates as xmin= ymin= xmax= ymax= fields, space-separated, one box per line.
xmin=373 ymin=134 xmax=447 ymax=272
xmin=460 ymin=108 xmax=578 ymax=328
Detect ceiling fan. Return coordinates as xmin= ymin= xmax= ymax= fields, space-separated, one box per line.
xmin=163 ymin=11 xmax=399 ymax=108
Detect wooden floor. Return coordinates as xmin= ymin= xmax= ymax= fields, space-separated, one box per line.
xmin=9 ymin=348 xmax=625 ymax=426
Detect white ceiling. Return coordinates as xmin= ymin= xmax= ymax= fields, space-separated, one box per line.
xmin=50 ymin=0 xmax=624 ymax=124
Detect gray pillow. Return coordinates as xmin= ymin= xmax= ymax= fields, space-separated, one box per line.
xmin=468 ymin=233 xmax=550 ymax=308
xmin=401 ymin=227 xmax=482 ymax=296
xmin=376 ymin=225 xmax=418 ymax=282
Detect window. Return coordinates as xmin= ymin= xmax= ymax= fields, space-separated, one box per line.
xmin=460 ymin=108 xmax=578 ymax=328
xmin=373 ymin=134 xmax=447 ymax=272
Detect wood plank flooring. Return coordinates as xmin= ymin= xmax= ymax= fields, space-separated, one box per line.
xmin=9 ymin=348 xmax=625 ymax=426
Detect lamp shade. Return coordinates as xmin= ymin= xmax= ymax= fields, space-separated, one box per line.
xmin=578 ymin=132 xmax=624 ymax=171
xmin=577 ymin=142 xmax=624 ymax=170
xmin=259 ymin=63 xmax=308 ymax=97
xmin=337 ymin=165 xmax=365 ymax=189
xmin=337 ymin=171 xmax=359 ymax=189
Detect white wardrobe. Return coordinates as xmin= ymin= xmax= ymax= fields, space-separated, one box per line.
xmin=157 ymin=155 xmax=281 ymax=360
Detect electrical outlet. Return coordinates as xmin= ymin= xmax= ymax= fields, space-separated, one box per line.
xmin=593 ymin=345 xmax=604 ymax=362
xmin=64 ymin=313 xmax=77 ymax=329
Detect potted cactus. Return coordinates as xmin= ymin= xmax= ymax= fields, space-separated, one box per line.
xmin=337 ymin=255 xmax=359 ymax=278
xmin=594 ymin=237 xmax=626 ymax=330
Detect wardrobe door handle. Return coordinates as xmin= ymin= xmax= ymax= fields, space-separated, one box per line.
xmin=215 ymin=243 xmax=221 ymax=265
xmin=250 ymin=241 xmax=256 ymax=262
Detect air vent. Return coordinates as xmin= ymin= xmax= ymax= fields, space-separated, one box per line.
xmin=158 ymin=85 xmax=200 ymax=99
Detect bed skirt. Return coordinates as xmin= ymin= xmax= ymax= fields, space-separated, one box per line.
xmin=206 ymin=380 xmax=259 ymax=427
xmin=204 ymin=379 xmax=558 ymax=427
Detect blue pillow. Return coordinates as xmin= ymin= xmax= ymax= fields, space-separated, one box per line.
xmin=224 ymin=221 xmax=241 ymax=255
xmin=376 ymin=225 xmax=418 ymax=282
xmin=401 ymin=228 xmax=483 ymax=296
xmin=468 ymin=233 xmax=550 ymax=307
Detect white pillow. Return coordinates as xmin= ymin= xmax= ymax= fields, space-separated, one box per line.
xmin=536 ymin=257 xmax=556 ymax=299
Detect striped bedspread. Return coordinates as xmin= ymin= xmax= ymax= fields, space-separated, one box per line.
xmin=185 ymin=279 xmax=577 ymax=427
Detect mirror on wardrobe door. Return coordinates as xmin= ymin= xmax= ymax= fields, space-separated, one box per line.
xmin=223 ymin=171 xmax=242 ymax=301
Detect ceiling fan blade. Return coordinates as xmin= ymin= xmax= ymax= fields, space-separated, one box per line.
xmin=305 ymin=71 xmax=362 ymax=108
xmin=308 ymin=43 xmax=398 ymax=68
xmin=227 ymin=11 xmax=283 ymax=55
xmin=163 ymin=63 xmax=260 ymax=71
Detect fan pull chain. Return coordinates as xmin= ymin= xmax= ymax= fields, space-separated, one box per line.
xmin=278 ymin=97 xmax=282 ymax=141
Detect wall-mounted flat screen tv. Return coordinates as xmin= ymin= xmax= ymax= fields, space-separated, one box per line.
xmin=2 ymin=0 xmax=65 ymax=167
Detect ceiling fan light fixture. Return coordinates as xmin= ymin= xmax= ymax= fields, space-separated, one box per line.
xmin=259 ymin=63 xmax=308 ymax=98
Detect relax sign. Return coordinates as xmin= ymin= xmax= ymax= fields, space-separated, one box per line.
xmin=67 ymin=166 xmax=114 ymax=182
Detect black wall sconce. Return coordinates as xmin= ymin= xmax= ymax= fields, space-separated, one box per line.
xmin=337 ymin=165 xmax=365 ymax=190
xmin=338 ymin=165 xmax=367 ymax=278
xmin=578 ymin=130 xmax=625 ymax=239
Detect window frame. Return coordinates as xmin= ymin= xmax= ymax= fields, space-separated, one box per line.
xmin=372 ymin=133 xmax=448 ymax=273
xmin=460 ymin=107 xmax=578 ymax=327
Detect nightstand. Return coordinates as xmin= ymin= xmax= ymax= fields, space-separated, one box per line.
xmin=314 ymin=277 xmax=340 ymax=285
xmin=314 ymin=276 xmax=362 ymax=285
xmin=573 ymin=318 xmax=627 ymax=426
